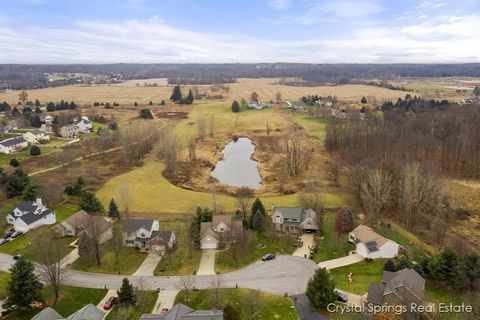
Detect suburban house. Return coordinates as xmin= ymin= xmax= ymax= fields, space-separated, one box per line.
xmin=76 ymin=116 xmax=93 ymax=133
xmin=60 ymin=124 xmax=80 ymax=138
xmin=32 ymin=303 xmax=105 ymax=320
xmin=0 ymin=136 xmax=28 ymax=154
xmin=281 ymin=101 xmax=304 ymax=110
xmin=122 ymin=218 xmax=176 ymax=252
xmin=52 ymin=210 xmax=112 ymax=243
xmin=6 ymin=198 xmax=56 ymax=232
xmin=199 ymin=214 xmax=243 ymax=249
xmin=271 ymin=206 xmax=319 ymax=234
xmin=44 ymin=114 xmax=54 ymax=125
xmin=23 ymin=129 xmax=50 ymax=144
xmin=349 ymin=225 xmax=400 ymax=259
xmin=366 ymin=268 xmax=425 ymax=308
xmin=462 ymin=97 xmax=480 ymax=105
xmin=140 ymin=303 xmax=223 ymax=320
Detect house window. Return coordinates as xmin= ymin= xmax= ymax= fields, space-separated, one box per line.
xmin=140 ymin=233 xmax=146 ymax=238
xmin=125 ymin=240 xmax=134 ymax=244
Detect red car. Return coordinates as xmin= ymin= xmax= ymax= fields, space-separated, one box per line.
xmin=160 ymin=308 xmax=169 ymax=314
xmin=103 ymin=296 xmax=117 ymax=310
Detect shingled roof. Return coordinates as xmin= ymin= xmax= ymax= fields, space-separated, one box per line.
xmin=0 ymin=136 xmax=27 ymax=147
xmin=123 ymin=218 xmax=155 ymax=233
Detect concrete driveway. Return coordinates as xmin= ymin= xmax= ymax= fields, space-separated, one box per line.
xmin=317 ymin=253 xmax=363 ymax=270
xmin=60 ymin=248 xmax=80 ymax=268
xmin=152 ymin=290 xmax=179 ymax=314
xmin=133 ymin=252 xmax=162 ymax=276
xmin=293 ymin=234 xmax=315 ymax=258
xmin=96 ymin=289 xmax=116 ymax=319
xmin=336 ymin=289 xmax=366 ymax=307
xmin=196 ymin=249 xmax=216 ymax=275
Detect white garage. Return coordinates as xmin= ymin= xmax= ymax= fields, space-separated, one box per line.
xmin=349 ymin=225 xmax=400 ymax=259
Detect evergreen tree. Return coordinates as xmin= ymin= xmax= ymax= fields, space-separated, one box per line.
xmin=34 ymin=106 xmax=41 ymax=114
xmin=149 ymin=100 xmax=153 ymax=105
xmin=413 ymin=264 xmax=425 ymax=278
xmin=223 ymin=304 xmax=240 ymax=320
xmin=184 ymin=89 xmax=194 ymax=104
xmin=6 ymin=258 xmax=40 ymax=308
xmin=6 ymin=169 xmax=30 ymax=198
xmin=396 ymin=259 xmax=411 ymax=271
xmin=430 ymin=247 xmax=461 ymax=288
xmin=139 ymin=108 xmax=153 ymax=119
xmin=361 ymin=96 xmax=367 ymax=104
xmin=73 ymin=177 xmax=84 ymax=196
xmin=80 ymin=192 xmax=104 ymax=212
xmin=231 ymin=100 xmax=240 ymax=113
xmin=170 ymin=85 xmax=182 ymax=102
xmin=160 ymin=100 xmax=165 ymax=105
xmin=34 ymin=99 xmax=41 ymax=107
xmin=250 ymin=198 xmax=265 ymax=219
xmin=9 ymin=158 xmax=20 ymax=167
xmin=461 ymin=253 xmax=480 ymax=289
xmin=117 ymin=278 xmax=136 ymax=307
xmin=474 ymin=86 xmax=480 ymax=96
xmin=11 ymin=106 xmax=21 ymax=117
xmin=22 ymin=182 xmax=40 ymax=201
xmin=134 ymin=102 xmax=138 ymax=106
xmin=30 ymin=145 xmax=41 ymax=156
xmin=109 ymin=198 xmax=120 ymax=218
xmin=109 ymin=121 xmax=118 ymax=130
xmin=306 ymin=267 xmax=337 ymax=308
xmin=252 ymin=209 xmax=266 ymax=232
xmin=46 ymin=102 xmax=56 ymax=112
xmin=383 ymin=259 xmax=396 ymax=272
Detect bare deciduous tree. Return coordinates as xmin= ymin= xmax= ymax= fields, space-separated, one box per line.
xmin=177 ymin=276 xmax=195 ymax=302
xmin=197 ymin=117 xmax=207 ymax=141
xmin=158 ymin=129 xmax=180 ymax=175
xmin=208 ymin=275 xmax=224 ymax=309
xmin=431 ymin=214 xmax=447 ymax=249
xmin=275 ymin=92 xmax=282 ymax=104
xmin=235 ymin=187 xmax=253 ymax=218
xmin=111 ymin=222 xmax=123 ymax=273
xmin=359 ymin=169 xmax=393 ymax=221
xmin=208 ymin=115 xmax=215 ymax=137
xmin=82 ymin=215 xmax=106 ymax=265
xmin=117 ymin=183 xmax=132 ymax=218
xmin=35 ymin=236 xmax=68 ymax=305
xmin=188 ymin=137 xmax=196 ymax=161
xmin=327 ymin=156 xmax=341 ymax=187
xmin=283 ymin=133 xmax=310 ymax=177
xmin=299 ymin=177 xmax=324 ymax=214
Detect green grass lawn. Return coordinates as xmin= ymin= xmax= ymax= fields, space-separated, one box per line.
xmin=216 ymin=231 xmax=295 ymax=273
xmin=175 ymin=288 xmax=298 ymax=320
xmin=51 ymin=202 xmax=80 ymax=223
xmin=7 ymin=285 xmax=107 ymax=320
xmin=312 ymin=212 xmax=355 ymax=262
xmin=0 ymin=271 xmax=10 ymax=298
xmin=329 ymin=259 xmax=387 ymax=295
xmin=106 ymin=290 xmax=157 ymax=320
xmin=71 ymin=239 xmax=147 ymax=275
xmin=294 ymin=116 xmax=329 ymax=139
xmin=0 ymin=138 xmax=66 ymax=167
xmin=155 ymin=221 xmax=201 ymax=276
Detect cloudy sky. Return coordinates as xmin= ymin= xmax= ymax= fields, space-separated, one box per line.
xmin=0 ymin=0 xmax=479 ymax=63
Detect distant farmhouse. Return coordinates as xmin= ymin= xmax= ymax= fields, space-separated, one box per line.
xmin=271 ymin=206 xmax=319 ymax=234
xmin=462 ymin=97 xmax=480 ymax=105
xmin=23 ymin=129 xmax=50 ymax=144
xmin=200 ymin=214 xmax=243 ymax=249
xmin=60 ymin=124 xmax=80 ymax=138
xmin=248 ymin=102 xmax=271 ymax=110
xmin=6 ymin=198 xmax=56 ymax=232
xmin=366 ymin=268 xmax=425 ymax=308
xmin=0 ymin=136 xmax=28 ymax=154
xmin=75 ymin=116 xmax=93 ymax=133
xmin=349 ymin=225 xmax=400 ymax=259
xmin=122 ymin=218 xmax=176 ymax=253
xmin=281 ymin=101 xmax=305 ymax=110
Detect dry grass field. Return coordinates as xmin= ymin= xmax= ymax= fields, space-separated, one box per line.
xmin=0 ymin=78 xmax=412 ymax=105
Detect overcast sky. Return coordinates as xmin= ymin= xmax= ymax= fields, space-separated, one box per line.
xmin=0 ymin=0 xmax=479 ymax=64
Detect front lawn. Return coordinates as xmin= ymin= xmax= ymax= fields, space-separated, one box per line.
xmin=216 ymin=230 xmax=295 ymax=273
xmin=71 ymin=239 xmax=146 ymax=275
xmin=329 ymin=259 xmax=387 ymax=295
xmin=155 ymin=222 xmax=201 ymax=276
xmin=7 ymin=285 xmax=107 ymax=320
xmin=175 ymin=288 xmax=298 ymax=320
xmin=106 ymin=290 xmax=157 ymax=320
xmin=312 ymin=211 xmax=354 ymax=262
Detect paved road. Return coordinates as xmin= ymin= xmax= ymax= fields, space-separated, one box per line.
xmin=0 ymin=253 xmax=317 ymax=295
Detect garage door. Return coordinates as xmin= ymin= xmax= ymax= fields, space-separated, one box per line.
xmin=201 ymin=242 xmax=217 ymax=249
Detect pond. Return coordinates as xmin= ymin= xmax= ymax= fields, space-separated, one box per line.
xmin=211 ymin=137 xmax=262 ymax=189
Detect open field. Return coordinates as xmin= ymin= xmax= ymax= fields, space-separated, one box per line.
xmin=0 ymin=78 xmax=412 ymax=105
xmin=175 ymin=288 xmax=298 ymax=320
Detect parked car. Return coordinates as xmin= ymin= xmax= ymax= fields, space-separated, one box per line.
xmin=262 ymin=253 xmax=275 ymax=261
xmin=0 ymin=239 xmax=9 ymax=246
xmin=13 ymin=254 xmax=22 ymax=260
xmin=103 ymin=296 xmax=117 ymax=310
xmin=160 ymin=308 xmax=169 ymax=314
xmin=3 ymin=231 xmax=13 ymax=239
xmin=291 ymin=241 xmax=303 ymax=248
xmin=10 ymin=231 xmax=23 ymax=238
xmin=336 ymin=291 xmax=348 ymax=303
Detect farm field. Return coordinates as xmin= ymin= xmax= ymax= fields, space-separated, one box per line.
xmin=0 ymin=78 xmax=412 ymax=105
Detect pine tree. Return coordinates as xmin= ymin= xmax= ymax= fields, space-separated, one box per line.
xmin=139 ymin=108 xmax=153 ymax=119
xmin=413 ymin=264 xmax=425 ymax=278
xmin=252 ymin=209 xmax=266 ymax=232
xmin=306 ymin=267 xmax=336 ymax=308
xmin=9 ymin=158 xmax=20 ymax=167
xmin=73 ymin=177 xmax=84 ymax=196
xmin=22 ymin=182 xmax=40 ymax=201
xmin=430 ymin=247 xmax=461 ymax=288
xmin=361 ymin=96 xmax=367 ymax=104
xmin=170 ymin=85 xmax=182 ymax=102
xmin=231 ymin=100 xmax=240 ymax=113
xmin=383 ymin=259 xmax=396 ymax=272
xmin=184 ymin=89 xmax=194 ymax=104
xmin=6 ymin=258 xmax=40 ymax=308
xmin=30 ymin=145 xmax=41 ymax=156
xmin=80 ymin=192 xmax=104 ymax=212
xmin=34 ymin=99 xmax=41 ymax=107
xmin=109 ymin=198 xmax=120 ymax=218
xmin=396 ymin=259 xmax=411 ymax=271
xmin=6 ymin=169 xmax=30 ymax=198
xmin=117 ymin=278 xmax=136 ymax=307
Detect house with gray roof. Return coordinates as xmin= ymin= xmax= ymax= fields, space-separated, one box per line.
xmin=271 ymin=206 xmax=319 ymax=234
xmin=349 ymin=225 xmax=400 ymax=259
xmin=366 ymin=268 xmax=425 ymax=308
xmin=140 ymin=303 xmax=223 ymax=320
xmin=23 ymin=129 xmax=50 ymax=144
xmin=60 ymin=124 xmax=80 ymax=138
xmin=0 ymin=136 xmax=28 ymax=154
xmin=199 ymin=214 xmax=243 ymax=249
xmin=6 ymin=198 xmax=56 ymax=232
xmin=30 ymin=303 xmax=104 ymax=320
xmin=122 ymin=218 xmax=175 ymax=253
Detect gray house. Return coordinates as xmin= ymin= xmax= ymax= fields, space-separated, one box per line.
xmin=31 ymin=304 xmax=104 ymax=320
xmin=140 ymin=303 xmax=223 ymax=320
xmin=271 ymin=206 xmax=319 ymax=234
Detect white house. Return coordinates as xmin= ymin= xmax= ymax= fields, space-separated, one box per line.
xmin=76 ymin=117 xmax=92 ymax=133
xmin=0 ymin=136 xmax=28 ymax=154
xmin=6 ymin=198 xmax=56 ymax=232
xmin=44 ymin=115 xmax=53 ymax=125
xmin=349 ymin=225 xmax=400 ymax=259
xmin=122 ymin=218 xmax=176 ymax=252
xmin=60 ymin=124 xmax=80 ymax=138
xmin=23 ymin=129 xmax=50 ymax=144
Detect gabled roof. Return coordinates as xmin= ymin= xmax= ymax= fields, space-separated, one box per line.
xmin=31 ymin=307 xmax=64 ymax=320
xmin=60 ymin=210 xmax=110 ymax=233
xmin=367 ymin=269 xmax=425 ymax=305
xmin=212 ymin=215 xmax=232 ymax=228
xmin=200 ymin=222 xmax=219 ymax=241
xmin=140 ymin=303 xmax=224 ymax=320
xmin=366 ymin=283 xmax=386 ymax=305
xmin=350 ymin=225 xmax=388 ymax=249
xmin=8 ymin=200 xmax=54 ymax=225
xmin=66 ymin=303 xmax=104 ymax=320
xmin=0 ymin=136 xmax=27 ymax=147
xmin=29 ymin=129 xmax=47 ymax=136
xmin=272 ymin=206 xmax=302 ymax=220
xmin=123 ymin=218 xmax=156 ymax=233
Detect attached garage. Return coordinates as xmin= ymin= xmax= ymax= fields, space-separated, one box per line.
xmin=200 ymin=235 xmax=219 ymax=249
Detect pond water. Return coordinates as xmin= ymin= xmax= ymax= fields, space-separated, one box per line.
xmin=211 ymin=137 xmax=262 ymax=188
